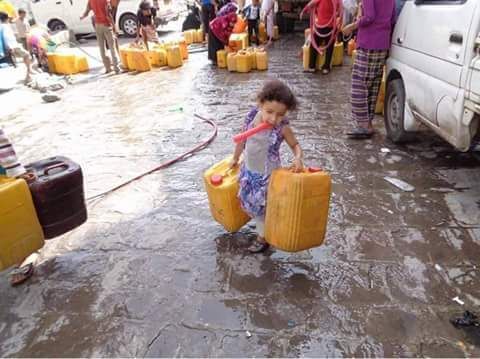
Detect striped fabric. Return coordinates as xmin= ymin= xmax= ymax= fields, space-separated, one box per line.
xmin=0 ymin=129 xmax=26 ymax=177
xmin=351 ymin=48 xmax=388 ymax=126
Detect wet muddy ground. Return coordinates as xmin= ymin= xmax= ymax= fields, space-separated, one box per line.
xmin=1 ymin=33 xmax=480 ymax=357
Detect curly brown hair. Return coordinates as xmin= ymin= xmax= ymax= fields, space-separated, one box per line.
xmin=256 ymin=79 xmax=298 ymax=111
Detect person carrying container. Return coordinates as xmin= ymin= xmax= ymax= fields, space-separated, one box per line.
xmin=0 ymin=128 xmax=38 ymax=286
xmin=300 ymin=0 xmax=343 ymax=74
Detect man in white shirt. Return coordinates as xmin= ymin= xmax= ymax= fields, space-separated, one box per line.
xmin=15 ymin=8 xmax=30 ymax=51
xmin=0 ymin=11 xmax=33 ymax=83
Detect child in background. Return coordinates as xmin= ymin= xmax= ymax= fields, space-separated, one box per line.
xmin=230 ymin=80 xmax=304 ymax=253
xmin=243 ymin=0 xmax=261 ymax=46
xmin=15 ymin=8 xmax=30 ymax=52
xmin=137 ymin=1 xmax=159 ymax=50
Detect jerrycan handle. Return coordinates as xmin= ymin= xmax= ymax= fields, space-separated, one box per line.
xmin=44 ymin=163 xmax=69 ymax=176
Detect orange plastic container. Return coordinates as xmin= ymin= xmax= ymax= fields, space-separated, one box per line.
xmin=178 ymin=40 xmax=189 ymax=60
xmin=255 ymin=49 xmax=268 ymax=70
xmin=0 ymin=176 xmax=44 ymax=270
xmin=227 ymin=52 xmax=237 ymax=72
xmin=265 ymin=167 xmax=331 ymax=252
xmin=232 ymin=16 xmax=247 ymax=34
xmin=204 ymin=157 xmax=250 ymax=232
xmin=348 ymin=39 xmax=356 ymax=56
xmin=236 ymin=51 xmax=251 ymax=73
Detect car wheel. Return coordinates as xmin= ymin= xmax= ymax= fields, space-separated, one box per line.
xmin=48 ymin=19 xmax=66 ymax=33
xmin=384 ymin=78 xmax=413 ymax=143
xmin=120 ymin=13 xmax=138 ymax=37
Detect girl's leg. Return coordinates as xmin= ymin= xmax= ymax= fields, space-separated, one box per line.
xmin=322 ymin=27 xmax=334 ymax=72
xmin=248 ymin=217 xmax=269 ymax=253
xmin=309 ymin=29 xmax=319 ymax=70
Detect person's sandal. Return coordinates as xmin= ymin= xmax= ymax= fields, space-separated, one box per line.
xmin=10 ymin=263 xmax=34 ymax=287
xmin=346 ymin=127 xmax=374 ymax=139
xmin=321 ymin=68 xmax=330 ymax=75
xmin=247 ymin=240 xmax=269 ymax=254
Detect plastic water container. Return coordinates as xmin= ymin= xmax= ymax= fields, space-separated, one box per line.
xmin=0 ymin=176 xmax=44 ymax=271
xmin=236 ymin=51 xmax=251 ymax=73
xmin=348 ymin=39 xmax=356 ymax=56
xmin=332 ymin=42 xmax=344 ymax=66
xmin=26 ymin=156 xmax=87 ymax=239
xmin=247 ymin=48 xmax=256 ymax=70
xmin=259 ymin=22 xmax=267 ymax=43
xmin=217 ymin=49 xmax=227 ymax=68
xmin=256 ymin=49 xmax=268 ymax=71
xmin=54 ymin=53 xmax=77 ymax=75
xmin=46 ymin=53 xmax=58 ymax=73
xmin=167 ymin=46 xmax=183 ymax=68
xmin=178 ymin=40 xmax=189 ymax=60
xmin=376 ymin=68 xmax=386 ymax=114
xmin=195 ymin=28 xmax=204 ymax=43
xmin=183 ymin=30 xmax=194 ymax=45
xmin=150 ymin=48 xmax=167 ymax=67
xmin=265 ymin=167 xmax=331 ymax=252
xmin=119 ymin=48 xmax=129 ymax=69
xmin=229 ymin=33 xmax=248 ymax=51
xmin=204 ymin=157 xmax=250 ymax=232
xmin=133 ymin=51 xmax=152 ymax=72
xmin=227 ymin=52 xmax=236 ymax=72
xmin=273 ymin=26 xmax=279 ymax=40
xmin=76 ymin=56 xmax=89 ymax=72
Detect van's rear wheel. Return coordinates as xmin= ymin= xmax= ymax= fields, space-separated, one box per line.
xmin=384 ymin=78 xmax=412 ymax=143
xmin=48 ymin=19 xmax=66 ymax=33
xmin=120 ymin=13 xmax=138 ymax=37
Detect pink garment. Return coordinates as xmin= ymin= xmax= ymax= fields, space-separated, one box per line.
xmin=210 ymin=12 xmax=237 ymax=44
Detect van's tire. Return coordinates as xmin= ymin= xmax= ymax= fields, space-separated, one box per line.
xmin=120 ymin=13 xmax=138 ymax=37
xmin=48 ymin=19 xmax=66 ymax=33
xmin=384 ymin=78 xmax=412 ymax=143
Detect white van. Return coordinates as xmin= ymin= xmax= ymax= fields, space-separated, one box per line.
xmin=385 ymin=0 xmax=480 ymax=151
xmin=29 ymin=0 xmax=178 ymax=37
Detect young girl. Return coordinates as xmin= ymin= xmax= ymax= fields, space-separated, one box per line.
xmin=137 ymin=1 xmax=159 ymax=50
xmin=230 ymin=80 xmax=304 ymax=253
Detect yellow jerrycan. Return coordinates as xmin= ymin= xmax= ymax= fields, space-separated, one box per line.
xmin=273 ymin=25 xmax=279 ymax=40
xmin=54 ymin=52 xmax=77 ymax=75
xmin=183 ymin=30 xmax=194 ymax=45
xmin=119 ymin=47 xmax=130 ymax=70
xmin=304 ymin=28 xmax=311 ymax=40
xmin=217 ymin=49 xmax=227 ymax=68
xmin=375 ymin=68 xmax=386 ymax=114
xmin=46 ymin=53 xmax=58 ymax=74
xmin=227 ymin=52 xmax=237 ymax=72
xmin=195 ymin=28 xmax=204 ymax=43
xmin=167 ymin=46 xmax=183 ymax=68
xmin=204 ymin=157 xmax=250 ymax=232
xmin=302 ymin=45 xmax=310 ymax=71
xmin=255 ymin=49 xmax=268 ymax=70
xmin=126 ymin=48 xmax=138 ymax=71
xmin=76 ymin=56 xmax=89 ymax=72
xmin=150 ymin=48 xmax=167 ymax=67
xmin=332 ymin=42 xmax=344 ymax=66
xmin=178 ymin=40 xmax=189 ymax=60
xmin=259 ymin=22 xmax=267 ymax=43
xmin=133 ymin=50 xmax=152 ymax=72
xmin=0 ymin=176 xmax=45 ymax=271
xmin=247 ymin=48 xmax=256 ymax=70
xmin=236 ymin=51 xmax=251 ymax=73
xmin=265 ymin=167 xmax=331 ymax=252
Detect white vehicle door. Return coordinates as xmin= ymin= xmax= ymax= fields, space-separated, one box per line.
xmin=399 ymin=0 xmax=477 ymax=132
xmin=467 ymin=27 xmax=480 ymax=110
xmin=64 ymin=0 xmax=93 ymax=33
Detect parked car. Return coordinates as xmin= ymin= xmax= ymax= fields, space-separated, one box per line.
xmin=385 ymin=0 xmax=480 ymax=151
xmin=29 ymin=0 xmax=179 ymax=37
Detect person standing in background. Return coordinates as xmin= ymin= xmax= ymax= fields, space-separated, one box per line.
xmin=243 ymin=0 xmax=260 ymax=46
xmin=343 ymin=0 xmax=396 ymax=138
xmin=261 ymin=0 xmax=274 ymax=45
xmin=81 ymin=0 xmax=121 ymax=74
xmin=199 ymin=0 xmax=216 ymax=41
xmin=15 ymin=8 xmax=30 ymax=52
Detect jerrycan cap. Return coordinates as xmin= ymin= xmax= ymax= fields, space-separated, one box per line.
xmin=210 ymin=174 xmax=223 ymax=186
xmin=308 ymin=166 xmax=322 ymax=173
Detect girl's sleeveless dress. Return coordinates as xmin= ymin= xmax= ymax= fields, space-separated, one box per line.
xmin=238 ymin=107 xmax=288 ymax=219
